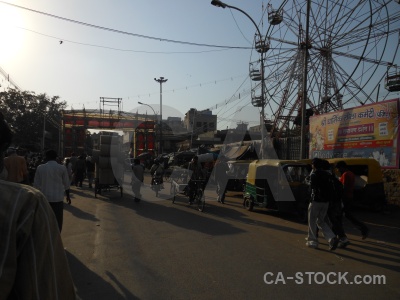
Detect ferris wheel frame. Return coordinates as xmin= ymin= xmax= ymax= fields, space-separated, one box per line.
xmin=249 ymin=0 xmax=400 ymax=137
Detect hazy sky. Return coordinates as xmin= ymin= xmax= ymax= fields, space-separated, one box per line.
xmin=1 ymin=0 xmax=399 ymax=130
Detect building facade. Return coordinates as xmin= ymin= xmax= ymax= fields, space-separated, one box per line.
xmin=183 ymin=108 xmax=217 ymax=135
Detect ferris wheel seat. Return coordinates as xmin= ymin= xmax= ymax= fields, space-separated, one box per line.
xmin=385 ymin=74 xmax=400 ymax=91
xmin=268 ymin=15 xmax=283 ymax=25
xmin=255 ymin=40 xmax=270 ymax=53
xmin=385 ymin=83 xmax=400 ymax=92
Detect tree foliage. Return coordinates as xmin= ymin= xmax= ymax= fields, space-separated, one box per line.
xmin=0 ymin=89 xmax=67 ymax=151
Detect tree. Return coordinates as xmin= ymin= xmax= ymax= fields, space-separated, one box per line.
xmin=0 ymin=89 xmax=67 ymax=152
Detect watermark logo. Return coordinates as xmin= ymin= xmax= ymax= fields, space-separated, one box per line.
xmin=263 ymin=272 xmax=386 ymax=285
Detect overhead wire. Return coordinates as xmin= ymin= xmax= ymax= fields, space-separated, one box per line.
xmin=0 ymin=1 xmax=252 ymax=50
xmin=16 ymin=27 xmax=236 ymax=54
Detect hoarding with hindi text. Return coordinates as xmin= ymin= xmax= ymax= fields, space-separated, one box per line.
xmin=309 ymin=99 xmax=400 ymax=168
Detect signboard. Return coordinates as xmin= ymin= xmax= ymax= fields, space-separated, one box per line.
xmin=309 ymin=99 xmax=400 ymax=168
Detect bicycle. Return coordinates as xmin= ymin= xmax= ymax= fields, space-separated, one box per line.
xmin=188 ymin=179 xmax=206 ymax=212
xmin=151 ymin=175 xmax=163 ymax=197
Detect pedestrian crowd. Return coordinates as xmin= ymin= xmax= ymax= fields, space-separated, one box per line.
xmin=0 ymin=112 xmax=76 ymax=299
xmin=306 ymin=157 xmax=369 ymax=251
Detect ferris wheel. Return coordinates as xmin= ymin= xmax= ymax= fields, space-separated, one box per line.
xmin=249 ymin=0 xmax=400 ymax=137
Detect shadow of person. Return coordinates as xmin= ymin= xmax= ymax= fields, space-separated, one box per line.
xmin=66 ymin=251 xmax=138 ymax=300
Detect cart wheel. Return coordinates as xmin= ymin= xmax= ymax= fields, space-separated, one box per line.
xmin=197 ymin=189 xmax=205 ymax=212
xmin=243 ymin=197 xmax=254 ymax=211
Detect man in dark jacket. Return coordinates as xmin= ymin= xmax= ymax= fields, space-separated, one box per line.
xmin=306 ymin=158 xmax=339 ymax=250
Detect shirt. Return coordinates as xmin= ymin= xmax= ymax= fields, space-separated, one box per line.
xmin=34 ymin=161 xmax=70 ymax=203
xmin=132 ymin=164 xmax=144 ymax=182
xmin=3 ymin=154 xmax=28 ymax=183
xmin=340 ymin=170 xmax=355 ymax=199
xmin=0 ymin=180 xmax=76 ymax=299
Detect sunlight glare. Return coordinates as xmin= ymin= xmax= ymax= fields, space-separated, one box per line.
xmin=0 ymin=5 xmax=25 ymax=62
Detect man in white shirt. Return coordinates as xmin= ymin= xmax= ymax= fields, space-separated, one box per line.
xmin=34 ymin=149 xmax=70 ymax=232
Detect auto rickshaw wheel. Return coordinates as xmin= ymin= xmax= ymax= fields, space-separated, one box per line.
xmin=243 ymin=197 xmax=254 ymax=211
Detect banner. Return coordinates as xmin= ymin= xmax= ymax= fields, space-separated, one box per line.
xmin=309 ymin=99 xmax=400 ymax=168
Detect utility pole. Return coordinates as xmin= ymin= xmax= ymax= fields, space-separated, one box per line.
xmin=154 ymin=77 xmax=168 ymax=154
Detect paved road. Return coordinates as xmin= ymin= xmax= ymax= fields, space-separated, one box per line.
xmin=61 ymin=172 xmax=400 ymax=300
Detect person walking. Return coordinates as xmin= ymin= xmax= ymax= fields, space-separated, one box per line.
xmin=33 ymin=149 xmax=71 ymax=232
xmin=3 ymin=147 xmax=29 ymax=184
xmin=187 ymin=156 xmax=204 ymax=204
xmin=214 ymin=156 xmax=229 ymax=204
xmin=306 ymin=158 xmax=339 ymax=250
xmin=150 ymin=158 xmax=164 ymax=185
xmin=131 ymin=158 xmax=144 ymax=202
xmin=69 ymin=152 xmax=78 ymax=185
xmin=321 ymin=160 xmax=350 ymax=248
xmin=86 ymin=156 xmax=95 ymax=188
xmin=65 ymin=158 xmax=73 ymax=183
xmin=336 ymin=161 xmax=369 ymax=240
xmin=73 ymin=155 xmax=86 ymax=187
xmin=0 ymin=112 xmax=76 ymax=299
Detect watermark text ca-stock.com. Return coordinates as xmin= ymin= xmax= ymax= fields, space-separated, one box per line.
xmin=263 ymin=272 xmax=386 ymax=285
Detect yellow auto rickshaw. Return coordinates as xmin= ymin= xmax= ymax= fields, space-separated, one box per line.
xmin=243 ymin=159 xmax=312 ymax=221
xmin=300 ymin=157 xmax=386 ymax=211
xmin=226 ymin=160 xmax=254 ymax=191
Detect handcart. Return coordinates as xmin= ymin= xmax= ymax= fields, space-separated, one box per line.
xmin=92 ymin=135 xmax=124 ymax=198
xmin=170 ymin=179 xmax=188 ymax=203
xmin=94 ymin=176 xmax=123 ymax=198
xmin=170 ymin=179 xmax=205 ymax=212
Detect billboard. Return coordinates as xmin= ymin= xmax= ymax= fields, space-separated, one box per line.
xmin=309 ymin=99 xmax=400 ymax=168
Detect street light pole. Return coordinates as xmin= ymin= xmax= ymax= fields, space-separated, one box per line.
xmin=211 ymin=0 xmax=265 ymax=159
xmin=154 ymin=77 xmax=168 ymax=154
xmin=138 ymin=101 xmax=157 ymax=155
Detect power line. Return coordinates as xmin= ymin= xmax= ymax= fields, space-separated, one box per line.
xmin=0 ymin=1 xmax=252 ymax=50
xmin=17 ymin=27 xmax=236 ymax=54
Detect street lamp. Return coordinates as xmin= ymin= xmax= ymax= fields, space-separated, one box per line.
xmin=211 ymin=0 xmax=266 ymax=159
xmin=138 ymin=101 xmax=158 ymax=154
xmin=154 ymin=76 xmax=168 ymax=154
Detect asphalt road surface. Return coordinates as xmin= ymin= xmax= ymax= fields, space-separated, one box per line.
xmin=61 ymin=172 xmax=400 ymax=300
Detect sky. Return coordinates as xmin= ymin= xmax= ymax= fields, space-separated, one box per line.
xmin=0 ymin=0 xmax=399 ymax=131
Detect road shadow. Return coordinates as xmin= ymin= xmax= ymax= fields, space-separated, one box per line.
xmin=64 ymin=204 xmax=99 ymax=222
xmin=193 ymin=196 xmax=306 ymax=235
xmin=333 ymin=245 xmax=400 ymax=273
xmin=66 ymin=251 xmax=139 ymax=300
xmin=106 ymin=193 xmax=247 ymax=236
xmin=101 ymin=187 xmax=307 ymax=237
